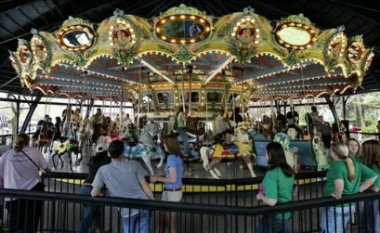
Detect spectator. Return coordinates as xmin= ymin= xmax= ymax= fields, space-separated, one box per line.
xmin=286 ymin=107 xmax=299 ymax=127
xmin=176 ymin=105 xmax=190 ymax=157
xmin=215 ymin=109 xmax=230 ymax=135
xmin=151 ymin=134 xmax=184 ymax=233
xmin=315 ymin=115 xmax=332 ymax=148
xmin=230 ymin=107 xmax=243 ymax=126
xmin=276 ymin=109 xmax=286 ymax=127
xmin=358 ymin=140 xmax=380 ymax=233
xmin=347 ymin=138 xmax=360 ymax=158
xmin=91 ymin=140 xmax=154 ymax=233
xmin=91 ymin=108 xmax=102 ymax=142
xmin=0 ymin=134 xmax=51 ymax=233
xmin=32 ymin=114 xmax=49 ymax=146
xmin=54 ymin=116 xmax=62 ymax=140
xmin=124 ymin=113 xmax=132 ymax=126
xmin=77 ymin=143 xmax=111 ymax=233
xmin=306 ymin=106 xmax=319 ymax=135
xmin=319 ymin=142 xmax=377 ymax=233
xmin=256 ymin=142 xmax=295 ymax=233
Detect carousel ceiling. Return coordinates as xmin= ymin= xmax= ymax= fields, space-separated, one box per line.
xmin=1 ymin=0 xmax=380 ymax=111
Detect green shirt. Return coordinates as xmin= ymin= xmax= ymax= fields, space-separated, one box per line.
xmin=177 ymin=112 xmax=186 ymax=128
xmin=324 ymin=159 xmax=377 ymax=197
xmin=371 ymin=164 xmax=380 ymax=189
xmin=262 ymin=167 xmax=295 ymax=220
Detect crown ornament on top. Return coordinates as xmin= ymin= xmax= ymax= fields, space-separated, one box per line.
xmin=61 ymin=16 xmax=94 ymax=29
xmin=159 ymin=4 xmax=207 ymax=17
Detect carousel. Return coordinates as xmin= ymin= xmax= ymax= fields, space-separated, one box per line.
xmin=9 ymin=4 xmax=374 ymax=178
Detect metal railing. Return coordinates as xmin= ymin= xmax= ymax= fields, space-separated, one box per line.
xmin=0 ymin=187 xmax=378 ymax=233
xmin=40 ymin=171 xmax=327 ymax=205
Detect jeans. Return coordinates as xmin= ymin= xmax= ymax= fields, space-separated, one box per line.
xmin=320 ymin=205 xmax=355 ymax=233
xmin=78 ymin=185 xmax=101 ymax=233
xmin=121 ymin=210 xmax=150 ymax=233
xmin=360 ymin=199 xmax=380 ymax=233
xmin=177 ymin=127 xmax=190 ymax=156
xmin=256 ymin=214 xmax=290 ymax=233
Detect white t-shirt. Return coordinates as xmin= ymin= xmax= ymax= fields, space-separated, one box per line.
xmin=0 ymin=146 xmax=48 ymax=190
xmin=215 ymin=115 xmax=228 ymax=135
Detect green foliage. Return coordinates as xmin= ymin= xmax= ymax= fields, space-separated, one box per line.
xmin=365 ymin=118 xmax=376 ymax=126
xmin=361 ymin=126 xmax=376 ymax=133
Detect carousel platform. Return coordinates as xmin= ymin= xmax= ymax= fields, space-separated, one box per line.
xmin=44 ymin=153 xmax=263 ymax=192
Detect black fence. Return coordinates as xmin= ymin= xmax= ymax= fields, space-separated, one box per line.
xmin=40 ymin=171 xmax=327 ymax=206
xmin=0 ymin=186 xmax=379 ymax=233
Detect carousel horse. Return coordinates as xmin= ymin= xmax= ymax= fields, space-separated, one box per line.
xmin=36 ymin=122 xmax=53 ymax=153
xmin=176 ymin=117 xmax=205 ymax=159
xmin=50 ymin=137 xmax=81 ymax=171
xmin=273 ymin=133 xmax=299 ymax=172
xmin=312 ymin=134 xmax=329 ymax=171
xmin=77 ymin=118 xmax=94 ymax=157
xmin=288 ymin=125 xmax=304 ymax=140
xmin=200 ymin=122 xmax=256 ymax=179
xmin=122 ymin=121 xmax=165 ymax=175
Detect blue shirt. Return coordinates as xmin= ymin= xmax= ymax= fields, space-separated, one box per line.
xmin=164 ymin=155 xmax=183 ymax=189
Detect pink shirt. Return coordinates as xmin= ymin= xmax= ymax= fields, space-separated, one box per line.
xmin=0 ymin=146 xmax=48 ymax=190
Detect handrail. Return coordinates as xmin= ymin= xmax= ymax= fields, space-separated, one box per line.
xmin=0 ymin=188 xmax=378 ymax=216
xmin=41 ymin=170 xmax=327 ymax=186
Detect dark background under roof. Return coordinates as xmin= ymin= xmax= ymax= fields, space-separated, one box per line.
xmin=0 ymin=0 xmax=379 ymax=96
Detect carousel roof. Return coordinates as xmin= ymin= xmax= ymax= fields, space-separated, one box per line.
xmin=1 ymin=1 xmax=379 ymax=111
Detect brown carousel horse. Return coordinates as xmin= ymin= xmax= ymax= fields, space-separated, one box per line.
xmin=35 ymin=122 xmax=53 ymax=153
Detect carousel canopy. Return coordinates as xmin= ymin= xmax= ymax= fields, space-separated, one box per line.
xmin=2 ymin=1 xmax=378 ymax=113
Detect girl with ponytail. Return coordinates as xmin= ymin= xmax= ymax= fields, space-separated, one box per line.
xmin=320 ymin=141 xmax=378 ymax=233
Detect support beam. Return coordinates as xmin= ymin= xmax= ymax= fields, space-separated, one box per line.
xmin=20 ymin=92 xmax=43 ymax=133
xmin=85 ymin=98 xmax=94 ymax=120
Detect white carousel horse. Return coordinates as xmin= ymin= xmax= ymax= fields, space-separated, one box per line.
xmin=122 ymin=121 xmax=165 ymax=175
xmin=312 ymin=134 xmax=329 ymax=171
xmin=200 ymin=122 xmax=256 ymax=179
xmin=287 ymin=127 xmax=298 ymax=140
xmin=287 ymin=126 xmax=303 ymax=140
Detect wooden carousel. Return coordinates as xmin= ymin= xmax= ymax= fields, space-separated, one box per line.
xmin=8 ymin=4 xmax=374 ymax=180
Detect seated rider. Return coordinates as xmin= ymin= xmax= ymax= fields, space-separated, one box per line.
xmin=176 ymin=105 xmax=190 ymax=157
xmin=91 ymin=108 xmax=102 ymax=142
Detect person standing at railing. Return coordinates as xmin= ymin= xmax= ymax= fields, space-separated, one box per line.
xmin=357 ymin=140 xmax=380 ymax=233
xmin=77 ymin=143 xmax=111 ymax=233
xmin=151 ymin=134 xmax=184 ymax=233
xmin=319 ymin=141 xmax=378 ymax=233
xmin=347 ymin=138 xmax=360 ymax=158
xmin=256 ymin=142 xmax=295 ymax=233
xmin=91 ymin=140 xmax=154 ymax=233
xmin=0 ymin=133 xmax=51 ymax=233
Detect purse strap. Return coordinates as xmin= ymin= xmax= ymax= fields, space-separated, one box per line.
xmin=18 ymin=149 xmax=41 ymax=171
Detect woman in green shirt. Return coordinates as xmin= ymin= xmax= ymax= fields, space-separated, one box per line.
xmin=320 ymin=142 xmax=378 ymax=233
xmin=358 ymin=140 xmax=380 ymax=233
xmin=256 ymin=142 xmax=295 ymax=233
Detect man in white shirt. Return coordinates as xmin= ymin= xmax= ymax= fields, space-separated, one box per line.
xmin=215 ymin=109 xmax=229 ymax=135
